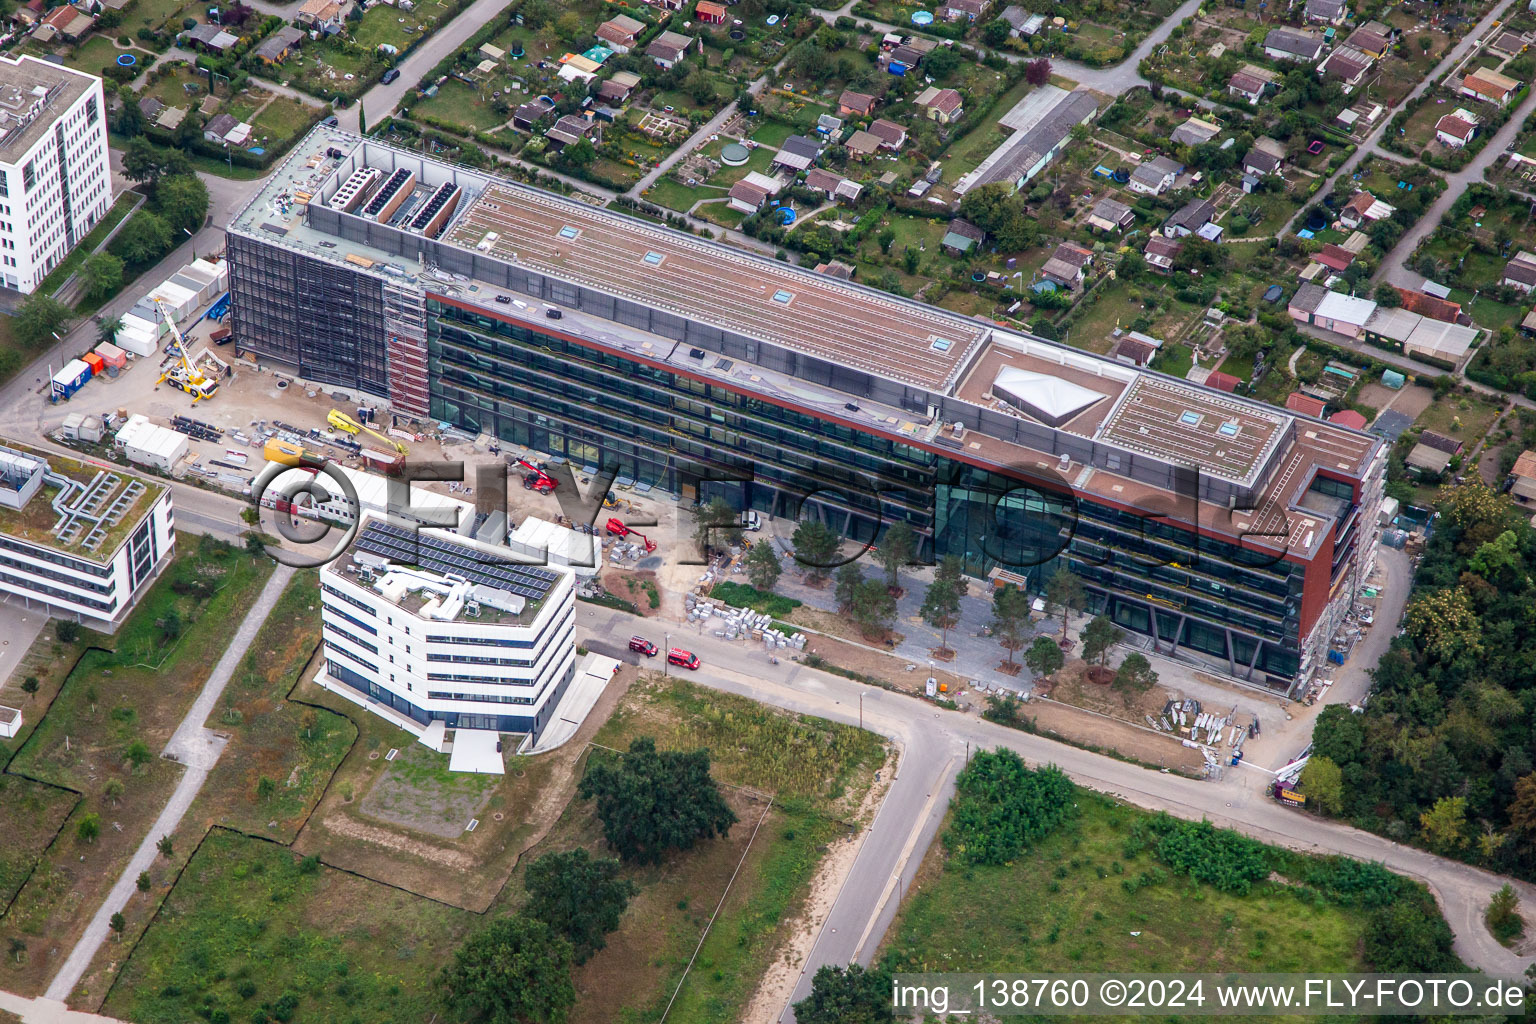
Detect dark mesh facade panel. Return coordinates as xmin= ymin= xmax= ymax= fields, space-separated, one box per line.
xmin=228 ymin=233 xmax=389 ymax=394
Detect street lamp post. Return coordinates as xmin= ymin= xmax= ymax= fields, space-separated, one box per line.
xmin=858 ymin=690 xmax=864 ymax=730
xmin=663 ymin=631 xmax=671 ymax=675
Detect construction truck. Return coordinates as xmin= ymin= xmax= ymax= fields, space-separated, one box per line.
xmin=154 ymin=300 xmax=218 ymax=403
xmin=516 ymin=457 xmax=558 ymax=495
xmin=605 ymin=517 xmax=656 ymax=553
xmin=327 ymin=409 xmax=408 ymax=455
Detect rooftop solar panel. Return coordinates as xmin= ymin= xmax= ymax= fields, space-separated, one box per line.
xmin=356 ymin=521 xmax=556 ymax=597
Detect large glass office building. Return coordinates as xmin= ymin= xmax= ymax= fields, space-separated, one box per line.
xmin=228 ymin=129 xmax=1385 ymax=693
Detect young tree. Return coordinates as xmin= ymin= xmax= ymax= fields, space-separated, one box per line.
xmin=1024 ymin=57 xmax=1052 ymax=85
xmin=1300 ymin=755 xmax=1344 ymax=815
xmin=256 ymin=776 xmax=277 ymax=802
xmin=137 ymin=871 xmax=152 ymax=892
xmin=578 ymin=737 xmax=737 ymax=865
xmin=1045 ymin=567 xmax=1085 ymax=642
xmin=990 ymin=584 xmax=1032 ymax=667
xmin=156 ymin=835 xmax=174 ymax=858
xmin=1487 ymin=884 xmax=1524 ymax=944
xmin=20 ymin=676 xmax=39 ymax=699
xmin=56 ymin=619 xmax=81 ymax=644
xmin=98 ymin=314 xmax=124 ymax=347
xmin=14 ymin=293 xmax=70 ymax=349
xmin=793 ymin=963 xmax=895 ymax=1024
xmin=834 ymin=562 xmax=863 ymax=613
xmin=109 ymin=912 xmax=125 ymax=939
xmin=936 ymin=552 xmax=967 ymax=596
xmin=1081 ymin=614 xmax=1124 ymax=667
xmin=743 ymin=541 xmax=782 ymax=592
xmin=791 ymin=519 xmax=841 ymax=585
xmin=1023 ymin=635 xmax=1064 ymax=679
xmin=877 ymin=520 xmax=915 ymax=594
xmin=849 ymin=579 xmax=897 ymax=640
xmin=690 ymin=496 xmax=743 ymax=556
xmin=82 ymin=252 xmax=124 ymax=299
xmin=104 ymin=778 xmax=125 ymax=807
xmin=1112 ymin=651 xmax=1158 ymax=701
xmin=77 ymin=813 xmax=101 ymax=844
xmin=524 ymin=849 xmax=637 ymax=964
xmin=438 ymin=916 xmax=575 ymax=1024
xmin=125 ymin=740 xmax=152 ymax=769
xmin=920 ymin=576 xmax=961 ymax=655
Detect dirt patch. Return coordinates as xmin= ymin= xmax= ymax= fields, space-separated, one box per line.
xmin=288 ymin=665 xmax=639 ymax=911
xmin=740 ymin=747 xmax=897 ymax=1024
xmin=802 ymin=633 xmax=968 ymax=694
xmin=1026 ymin=698 xmax=1205 ymax=774
xmin=788 ymin=605 xmax=905 ymax=648
xmin=358 ymin=743 xmax=501 ymax=838
xmin=603 ymin=568 xmax=664 ymax=617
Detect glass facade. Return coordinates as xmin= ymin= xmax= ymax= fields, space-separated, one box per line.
xmin=425 ymin=303 xmax=1312 ymax=682
xmin=227 ymin=234 xmax=390 ymax=394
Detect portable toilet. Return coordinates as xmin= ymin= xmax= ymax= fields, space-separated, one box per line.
xmin=1382 ymin=369 xmax=1406 ymax=389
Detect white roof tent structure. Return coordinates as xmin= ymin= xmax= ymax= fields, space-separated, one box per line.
xmin=991 ymin=367 xmax=1108 ymax=427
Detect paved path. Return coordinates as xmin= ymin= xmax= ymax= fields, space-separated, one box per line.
xmin=0 ymin=991 xmax=126 ymax=1024
xmin=41 ymin=566 xmax=296 ymax=1005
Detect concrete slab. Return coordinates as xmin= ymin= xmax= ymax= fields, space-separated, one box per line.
xmin=0 ymin=596 xmax=47 ymax=692
xmin=448 ymin=728 xmax=505 ymax=774
xmin=528 ymin=653 xmax=619 ymax=753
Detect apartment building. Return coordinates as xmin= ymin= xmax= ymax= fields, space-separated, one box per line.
xmin=317 ymin=516 xmax=578 ymax=740
xmin=0 ymin=439 xmax=174 ymax=630
xmin=227 ymin=129 xmax=1386 ymax=693
xmin=0 ymin=56 xmax=113 ymax=293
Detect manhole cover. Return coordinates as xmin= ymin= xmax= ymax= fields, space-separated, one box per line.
xmin=493 ymin=812 xmax=505 ymax=821
xmin=368 ymin=751 xmax=380 ymax=760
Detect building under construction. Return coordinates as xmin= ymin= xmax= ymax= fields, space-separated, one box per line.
xmin=225 ymin=128 xmax=1386 ymax=692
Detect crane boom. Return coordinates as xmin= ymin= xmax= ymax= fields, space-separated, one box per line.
xmin=154 ymin=299 xmax=218 ymax=402
xmin=327 ymin=409 xmax=408 ymax=454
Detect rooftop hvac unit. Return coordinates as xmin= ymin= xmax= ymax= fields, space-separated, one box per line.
xmin=329 ymin=166 xmax=382 ymax=213
xmin=1058 ymin=452 xmax=1071 ymax=472
xmin=409 ymin=181 xmax=463 ymax=238
xmin=362 ymin=167 xmax=415 ymax=223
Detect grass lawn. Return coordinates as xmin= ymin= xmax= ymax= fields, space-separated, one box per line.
xmin=351 ymin=0 xmax=447 ymax=52
xmin=127 ymin=0 xmax=195 ymax=31
xmin=139 ymin=64 xmax=210 ymax=110
xmin=64 ymin=36 xmax=154 ymax=77
xmin=1415 ymin=391 xmax=1504 ymax=447
xmin=0 ymin=537 xmax=273 ymax=997
xmin=1068 ymin=279 xmax=1162 ymax=355
xmin=0 ymin=778 xmax=78 ymax=915
xmin=103 ymin=828 xmax=475 ymax=1024
xmin=642 ymin=176 xmax=713 ymax=213
xmin=1151 ymin=341 xmax=1194 ymax=379
xmin=411 ymin=77 xmax=508 ymax=134
xmin=694 ymin=201 xmax=748 ymax=228
xmin=1468 ymin=294 xmax=1524 ymax=333
xmin=749 ymin=117 xmax=801 ymax=148
xmin=882 ymin=792 xmax=1385 ymax=976
xmin=250 ymin=96 xmax=322 ymax=147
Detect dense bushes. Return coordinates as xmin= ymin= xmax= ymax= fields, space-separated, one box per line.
xmin=1123 ymin=816 xmax=1269 ymax=895
xmin=944 ymin=749 xmax=1075 ymax=865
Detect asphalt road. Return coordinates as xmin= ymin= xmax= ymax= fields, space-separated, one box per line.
xmin=576 ymin=602 xmax=1536 ymax=1023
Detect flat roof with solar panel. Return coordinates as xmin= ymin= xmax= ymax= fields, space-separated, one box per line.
xmin=354 ymin=520 xmax=559 ymax=599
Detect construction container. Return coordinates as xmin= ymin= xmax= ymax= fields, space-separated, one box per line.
xmin=170 ymin=272 xmax=213 ymax=307
xmin=189 ymin=257 xmax=228 ymax=292
xmin=148 ymin=281 xmax=198 ymax=322
xmin=51 ymin=359 xmax=92 ymax=401
xmin=359 ymin=447 xmax=405 ymax=476
xmin=94 ymin=342 xmax=127 ymax=369
xmin=115 ymin=322 xmax=158 ymax=358
xmin=128 ymin=300 xmax=168 ymax=333
xmin=61 ymin=412 xmax=103 ymax=442
xmin=116 ymin=414 xmax=189 ymax=471
xmin=82 ymin=352 xmax=105 ymax=376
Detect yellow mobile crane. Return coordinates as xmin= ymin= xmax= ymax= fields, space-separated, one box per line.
xmin=154 ymin=300 xmax=219 ymax=403
xmin=327 ymin=409 xmax=409 ymax=455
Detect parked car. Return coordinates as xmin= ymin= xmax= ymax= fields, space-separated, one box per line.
xmin=740 ymin=510 xmax=762 ymax=531
xmin=628 ymin=636 xmax=658 ymax=657
xmin=545 ymin=308 xmax=563 ymax=319
xmin=322 ymin=115 xmax=339 ymax=127
xmin=667 ymin=648 xmax=700 ymax=670
xmin=382 ymin=68 xmax=400 ymax=84
xmin=495 ymin=295 xmax=513 ymax=304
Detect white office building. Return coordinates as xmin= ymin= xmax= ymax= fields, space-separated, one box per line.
xmin=0 ymin=56 xmax=113 ymax=294
xmin=0 ymin=439 xmax=175 ymax=630
xmin=316 ymin=516 xmax=579 ymax=753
